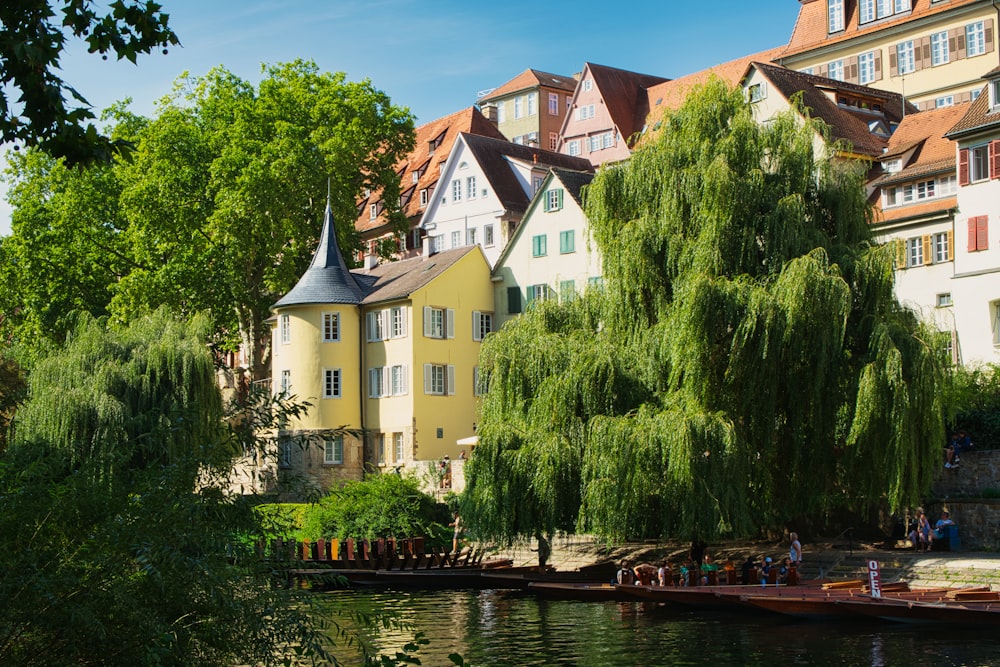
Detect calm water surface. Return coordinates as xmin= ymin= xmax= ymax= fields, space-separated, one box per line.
xmin=322 ymin=588 xmax=1000 ymax=666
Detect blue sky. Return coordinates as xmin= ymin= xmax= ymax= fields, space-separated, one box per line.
xmin=0 ymin=0 xmax=798 ymax=235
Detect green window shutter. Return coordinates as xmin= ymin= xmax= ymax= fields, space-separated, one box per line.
xmin=507 ymin=286 xmax=522 ymax=314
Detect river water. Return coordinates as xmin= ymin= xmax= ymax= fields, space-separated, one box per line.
xmin=321 ymin=588 xmax=1000 ymax=666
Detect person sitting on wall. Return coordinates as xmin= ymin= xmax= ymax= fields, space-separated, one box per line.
xmin=933 ymin=511 xmax=955 ymax=542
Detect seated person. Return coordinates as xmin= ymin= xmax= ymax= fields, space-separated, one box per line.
xmin=616 ymin=560 xmax=636 ymax=585
xmin=700 ymin=554 xmax=720 ymax=585
xmin=933 ymin=511 xmax=955 ymax=541
xmin=759 ymin=556 xmax=773 ymax=587
xmin=657 ymin=561 xmax=671 ymax=587
xmin=778 ymin=557 xmax=790 ymax=584
xmin=740 ymin=556 xmax=756 ymax=585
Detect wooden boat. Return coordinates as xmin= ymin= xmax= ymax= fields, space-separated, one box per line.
xmin=526 ymin=581 xmax=649 ymax=602
xmin=835 ymin=597 xmax=1000 ymax=625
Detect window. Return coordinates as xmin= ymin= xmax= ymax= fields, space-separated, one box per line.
xmin=548 ymin=92 xmax=559 ymax=115
xmin=375 ymin=433 xmax=385 ymax=465
xmin=588 ymin=276 xmax=604 ymax=291
xmin=560 ymin=230 xmax=575 ymax=254
xmin=906 ymin=237 xmax=923 ymax=267
xmin=992 ymin=79 xmax=1000 ymax=109
xmin=748 ymin=83 xmax=766 ymax=102
xmin=368 ymin=367 xmax=385 ymax=398
xmin=967 ymin=21 xmax=986 ymax=57
xmin=859 ymin=51 xmax=876 ymax=84
xmin=466 ymin=227 xmax=477 ymax=246
xmin=936 ymin=95 xmax=954 ymax=108
xmin=472 ymin=311 xmax=493 ymax=341
xmin=567 ymin=140 xmax=581 ymax=156
xmin=466 ymin=176 xmax=477 ymax=200
xmin=545 ymin=189 xmax=564 ymax=212
xmin=883 ymin=186 xmax=898 ymax=207
xmin=876 ymin=0 xmax=891 ymax=18
xmin=528 ymin=284 xmax=551 ymax=304
xmin=391 ymin=306 xmax=407 ymax=338
xmin=323 ymin=368 xmax=341 ymax=398
xmin=497 ymin=102 xmax=505 ymax=124
xmin=419 ymin=189 xmax=428 ymax=207
xmin=507 ymin=286 xmax=522 ymax=314
xmin=936 ymin=293 xmax=953 ymax=307
xmin=583 ymin=79 xmax=592 ymax=92
xmin=859 ymin=0 xmax=874 ymax=24
xmin=931 ymin=31 xmax=949 ymax=66
xmin=367 ymin=310 xmax=387 ymax=342
xmin=993 ymin=301 xmax=1000 ymax=346
xmin=424 ymin=363 xmax=455 ymax=395
xmin=560 ymin=279 xmax=576 ymax=303
xmin=390 ymin=365 xmax=408 ymax=396
xmin=933 ymin=231 xmax=951 ymax=263
xmin=514 ymin=96 xmax=523 ymax=119
xmin=968 ymin=216 xmax=989 ymax=252
xmin=829 ymin=0 xmax=844 ymax=32
xmin=430 ymin=234 xmax=444 ymax=253
xmin=369 ymin=203 xmax=377 ymax=220
xmin=451 ymin=230 xmax=461 ymax=248
xmin=828 ymin=60 xmax=845 ymax=81
xmin=452 ymin=179 xmax=462 ymax=202
xmin=532 ymin=234 xmax=547 ymax=257
xmin=280 ymin=369 xmax=291 ymax=395
xmin=279 ymin=314 xmax=290 ymax=344
xmin=533 ymin=177 xmax=544 ymax=194
xmin=576 ymin=104 xmax=595 ymax=120
xmin=322 ymin=312 xmax=340 ymax=342
xmin=393 ymin=432 xmax=404 ymax=462
xmin=897 ymin=41 xmax=915 ymax=75
xmin=894 ymin=0 xmax=910 ymax=11
xmin=549 ymin=132 xmax=559 ymax=150
xmin=971 ymin=145 xmax=990 ymax=182
xmin=423 ymin=306 xmax=454 ymax=339
xmin=527 ymin=92 xmax=537 ymax=116
xmin=473 ymin=366 xmax=487 ymax=396
xmin=589 ymin=135 xmax=601 ymax=152
xmin=280 ymin=439 xmax=292 ymax=468
xmin=324 ymin=436 xmax=344 ymax=465
xmin=484 ymin=224 xmax=495 ymax=247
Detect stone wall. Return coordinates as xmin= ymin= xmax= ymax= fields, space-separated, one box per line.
xmin=929 ymin=449 xmax=1000 ymax=551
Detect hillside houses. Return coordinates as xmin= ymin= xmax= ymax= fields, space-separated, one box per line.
xmin=264 ymin=0 xmax=1000 ymax=493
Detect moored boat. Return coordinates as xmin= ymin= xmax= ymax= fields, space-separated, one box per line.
xmin=526 ymin=581 xmax=649 ymax=602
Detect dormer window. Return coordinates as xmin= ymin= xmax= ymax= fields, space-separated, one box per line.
xmin=991 ymin=78 xmax=1000 ymax=110
xmin=883 ymin=159 xmax=901 ymax=174
xmin=412 ymin=172 xmax=419 ymax=184
xmin=829 ymin=0 xmax=844 ymax=32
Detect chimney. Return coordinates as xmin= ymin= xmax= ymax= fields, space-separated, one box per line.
xmin=422 ymin=235 xmax=435 ymax=258
xmin=481 ymin=103 xmax=498 ymax=124
xmin=364 ymin=253 xmax=379 ymax=271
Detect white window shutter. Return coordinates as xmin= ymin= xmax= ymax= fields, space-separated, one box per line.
xmin=382 ymin=367 xmax=390 ymax=396
xmin=447 ymin=365 xmax=456 ymax=395
xmin=423 ymin=306 xmax=432 ymax=337
xmin=446 ymin=309 xmax=455 ymax=339
xmin=368 ymin=368 xmax=376 ymax=398
xmin=424 ymin=363 xmax=432 ymax=394
xmin=402 ymin=365 xmax=409 ymax=395
xmin=400 ymin=307 xmax=408 ymax=337
xmin=472 ymin=311 xmax=482 ymax=341
xmin=366 ymin=312 xmax=376 ymax=342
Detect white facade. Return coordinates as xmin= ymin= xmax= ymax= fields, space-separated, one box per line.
xmin=491 ymin=170 xmax=602 ymax=328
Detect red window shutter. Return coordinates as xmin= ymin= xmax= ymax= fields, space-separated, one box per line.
xmin=959 ymin=148 xmax=970 ymax=186
xmin=977 ymin=216 xmax=989 ymax=251
xmin=968 ymin=218 xmax=979 ymax=251
xmin=991 ymin=141 xmax=1000 ymax=180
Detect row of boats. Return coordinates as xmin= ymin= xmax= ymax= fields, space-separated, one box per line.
xmin=526 ymin=578 xmax=1000 ymax=626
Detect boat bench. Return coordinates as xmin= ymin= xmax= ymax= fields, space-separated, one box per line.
xmin=933 ymin=524 xmax=962 ymax=551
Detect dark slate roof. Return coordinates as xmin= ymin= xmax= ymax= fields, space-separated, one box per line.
xmin=549 ymin=167 xmax=594 ymax=207
xmin=752 ymin=61 xmax=914 ymax=157
xmin=360 ymin=246 xmax=479 ymax=305
xmin=459 ymin=133 xmax=594 ymax=218
xmin=273 ymin=201 xmax=366 ymax=308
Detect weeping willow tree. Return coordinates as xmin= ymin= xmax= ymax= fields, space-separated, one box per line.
xmin=464 ymin=80 xmax=944 ymax=551
xmin=12 ymin=308 xmax=228 ymax=482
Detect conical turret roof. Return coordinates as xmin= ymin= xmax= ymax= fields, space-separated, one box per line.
xmin=273 ymin=199 xmax=366 ymax=308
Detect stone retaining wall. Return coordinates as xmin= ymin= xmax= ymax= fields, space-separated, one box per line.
xmin=930 ymin=449 xmax=1000 ymax=551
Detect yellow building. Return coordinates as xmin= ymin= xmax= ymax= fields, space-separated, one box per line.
xmin=270 ymin=199 xmax=493 ymax=493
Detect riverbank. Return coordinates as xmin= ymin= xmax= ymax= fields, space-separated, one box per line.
xmin=493 ymin=535 xmax=1000 ymax=589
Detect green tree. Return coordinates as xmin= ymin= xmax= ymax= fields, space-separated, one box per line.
xmin=0 ymin=0 xmax=178 ymax=164
xmin=464 ymin=81 xmax=944 ymax=553
xmin=1 ymin=60 xmax=414 ymax=378
xmin=0 ymin=309 xmax=358 ymax=665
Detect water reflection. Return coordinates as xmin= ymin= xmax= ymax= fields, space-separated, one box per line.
xmin=321 ymin=589 xmax=1000 ymax=666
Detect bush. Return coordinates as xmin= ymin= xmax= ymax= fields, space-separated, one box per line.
xmin=301 ymin=473 xmax=451 ymax=546
xmin=950 ymin=364 xmax=1000 ymax=449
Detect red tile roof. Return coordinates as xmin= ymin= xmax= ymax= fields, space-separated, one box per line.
xmin=946 ymin=75 xmax=1000 ymax=138
xmin=356 ymin=107 xmax=507 ymax=236
xmin=478 ymin=69 xmax=577 ymax=102
xmin=782 ymin=0 xmax=985 ymax=59
xmin=643 ymin=46 xmax=787 ymax=120
xmin=872 ymin=195 xmax=957 ymax=224
xmin=873 ymin=102 xmax=970 ymax=184
xmin=584 ymin=63 xmax=670 ymax=145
